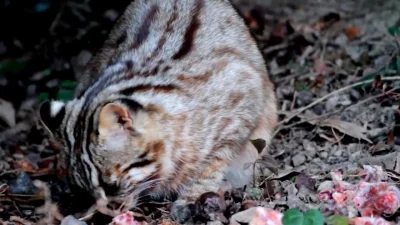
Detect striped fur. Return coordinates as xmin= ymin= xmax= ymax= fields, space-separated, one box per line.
xmin=39 ymin=0 xmax=277 ymax=216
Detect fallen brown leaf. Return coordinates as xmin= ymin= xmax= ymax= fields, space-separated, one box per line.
xmin=294 ymin=173 xmax=316 ymax=190
xmin=13 ymin=160 xmax=36 ymax=173
xmin=267 ymin=21 xmax=295 ymax=46
xmin=313 ymin=118 xmax=372 ymax=144
xmin=281 ymin=111 xmax=373 ymax=143
xmin=244 ymin=8 xmax=265 ymax=35
xmin=344 ymin=26 xmax=361 ymax=40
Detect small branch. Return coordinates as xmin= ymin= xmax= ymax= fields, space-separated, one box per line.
xmin=272 ymin=86 xmax=400 ymax=138
xmin=277 ymin=76 xmax=400 ymax=127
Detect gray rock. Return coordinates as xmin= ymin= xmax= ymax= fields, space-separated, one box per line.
xmin=60 ymin=215 xmax=87 ymax=225
xmin=292 ymin=153 xmax=306 ymax=167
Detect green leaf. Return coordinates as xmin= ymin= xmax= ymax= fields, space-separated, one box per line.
xmin=0 ymin=61 xmax=26 ymax=74
xmin=294 ymin=81 xmax=309 ymax=92
xmin=282 ymin=209 xmax=304 ymax=225
xmin=396 ymin=56 xmax=400 ymax=73
xmin=37 ymin=92 xmax=49 ymax=102
xmin=388 ymin=26 xmax=400 ymax=36
xmin=43 ymin=69 xmax=52 ymax=77
xmin=56 ymin=89 xmax=74 ymax=101
xmin=303 ymin=209 xmax=324 ymax=225
xmin=327 ymin=215 xmax=349 ymax=225
xmin=246 ymin=187 xmax=263 ymax=200
xmin=60 ymin=80 xmax=77 ymax=90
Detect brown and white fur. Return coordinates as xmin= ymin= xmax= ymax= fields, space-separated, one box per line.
xmin=39 ymin=0 xmax=277 ymax=222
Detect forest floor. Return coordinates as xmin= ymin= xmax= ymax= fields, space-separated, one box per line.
xmin=1 ymin=0 xmax=400 ymax=224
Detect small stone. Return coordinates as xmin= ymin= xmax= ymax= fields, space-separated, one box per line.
xmin=319 ymin=152 xmax=328 ymax=159
xmin=0 ymin=42 xmax=6 ymax=55
xmin=296 ymin=91 xmax=314 ymax=107
xmin=8 ymin=172 xmax=38 ymax=195
xmin=350 ymin=89 xmax=361 ymax=101
xmin=302 ymin=140 xmax=315 ymax=152
xmin=61 ymin=215 xmax=88 ymax=225
xmin=333 ymin=149 xmax=343 ymax=157
xmin=0 ymin=99 xmax=15 ymax=127
xmin=311 ymin=158 xmax=321 ymax=163
xmin=334 ymin=33 xmax=348 ymax=47
xmin=230 ymin=207 xmax=258 ymax=224
xmin=207 ymin=221 xmax=223 ymax=225
xmin=292 ymin=153 xmax=306 ymax=167
xmin=46 ymin=79 xmax=59 ymax=88
xmin=103 ymin=10 xmax=119 ymax=21
xmin=317 ymin=181 xmax=334 ymax=192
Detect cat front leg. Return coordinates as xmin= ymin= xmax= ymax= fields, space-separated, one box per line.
xmin=170 ymin=158 xmax=228 ymax=223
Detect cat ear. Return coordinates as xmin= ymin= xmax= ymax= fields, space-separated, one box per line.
xmin=98 ymin=103 xmax=134 ymax=137
xmin=39 ymin=100 xmax=66 ymax=134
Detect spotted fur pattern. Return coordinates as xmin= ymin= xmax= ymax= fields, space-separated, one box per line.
xmin=39 ymin=0 xmax=277 ymax=214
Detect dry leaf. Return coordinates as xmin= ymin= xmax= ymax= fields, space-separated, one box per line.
xmin=280 ymin=111 xmax=372 ymax=143
xmin=313 ymin=58 xmax=328 ymax=74
xmin=284 ymin=111 xmax=372 ymax=143
xmin=13 ymin=160 xmax=36 ymax=173
xmin=344 ymin=26 xmax=361 ymax=40
xmin=244 ymin=8 xmax=265 ymax=35
xmin=313 ymin=118 xmax=372 ymax=143
xmin=270 ymin=169 xmax=301 ymax=181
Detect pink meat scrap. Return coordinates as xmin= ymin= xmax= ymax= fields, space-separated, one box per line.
xmin=110 ymin=211 xmax=147 ymax=225
xmin=318 ymin=166 xmax=400 ymax=224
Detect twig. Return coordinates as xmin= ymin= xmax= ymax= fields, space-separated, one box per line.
xmin=272 ymin=86 xmax=400 ymax=138
xmin=277 ymin=76 xmax=400 ymax=126
xmin=263 ymin=43 xmax=289 ymax=55
xmin=0 ymin=184 xmax=8 ymax=194
xmin=49 ymin=0 xmax=67 ymax=34
xmin=9 ymin=216 xmax=34 ymax=225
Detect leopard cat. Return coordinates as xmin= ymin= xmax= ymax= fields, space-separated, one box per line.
xmin=39 ymin=0 xmax=278 ymax=222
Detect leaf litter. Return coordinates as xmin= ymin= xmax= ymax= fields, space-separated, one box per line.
xmin=2 ymin=0 xmax=400 ymax=224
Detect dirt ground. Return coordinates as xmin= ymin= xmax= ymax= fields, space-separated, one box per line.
xmin=1 ymin=0 xmax=400 ymax=224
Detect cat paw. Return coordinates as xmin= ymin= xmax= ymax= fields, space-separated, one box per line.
xmin=170 ymin=199 xmax=197 ymax=223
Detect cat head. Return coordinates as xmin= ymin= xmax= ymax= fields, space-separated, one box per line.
xmin=38 ymin=99 xmax=164 ymax=199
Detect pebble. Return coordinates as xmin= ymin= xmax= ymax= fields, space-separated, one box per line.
xmin=319 ymin=152 xmax=328 ymax=159
xmin=350 ymin=89 xmax=361 ymax=101
xmin=8 ymin=172 xmax=38 ymax=195
xmin=103 ymin=10 xmax=119 ymax=21
xmin=207 ymin=221 xmax=223 ymax=225
xmin=292 ymin=153 xmax=306 ymax=167
xmin=296 ymin=91 xmax=314 ymax=107
xmin=317 ymin=181 xmax=334 ymax=192
xmin=60 ymin=215 xmax=87 ymax=225
xmin=333 ymin=149 xmax=343 ymax=157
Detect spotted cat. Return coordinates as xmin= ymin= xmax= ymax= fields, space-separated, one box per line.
xmin=39 ymin=0 xmax=278 ymax=222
